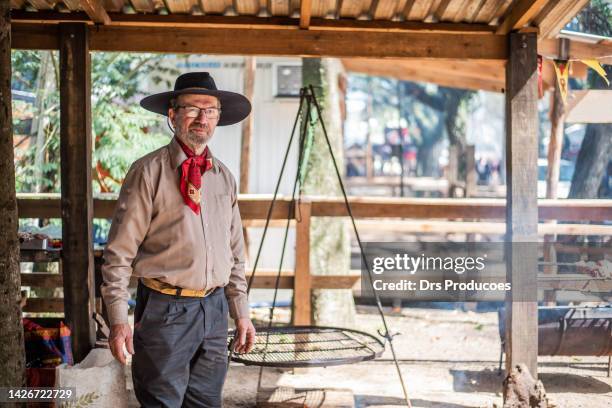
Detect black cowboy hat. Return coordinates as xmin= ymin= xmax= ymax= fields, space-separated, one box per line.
xmin=140 ymin=72 xmax=251 ymax=126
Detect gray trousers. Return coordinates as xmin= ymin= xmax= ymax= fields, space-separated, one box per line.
xmin=132 ymin=281 xmax=229 ymax=408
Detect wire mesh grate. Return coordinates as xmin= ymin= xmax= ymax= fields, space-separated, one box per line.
xmin=228 ymin=326 xmax=385 ymax=367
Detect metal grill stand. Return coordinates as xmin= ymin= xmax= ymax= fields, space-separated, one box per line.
xmin=226 ymin=86 xmax=412 ymax=407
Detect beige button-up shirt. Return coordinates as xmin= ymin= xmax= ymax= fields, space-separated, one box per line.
xmin=101 ymin=136 xmax=249 ymax=326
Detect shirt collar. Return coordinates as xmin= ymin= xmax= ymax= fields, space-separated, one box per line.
xmin=169 ymin=136 xmax=220 ymax=174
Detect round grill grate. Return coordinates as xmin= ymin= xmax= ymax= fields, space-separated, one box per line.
xmin=228 ymin=325 xmax=385 ymax=368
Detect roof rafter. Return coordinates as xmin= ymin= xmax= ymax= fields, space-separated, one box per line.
xmin=79 ymin=0 xmax=111 ymax=24
xmin=495 ymin=0 xmax=547 ymax=35
xmin=299 ymin=0 xmax=312 ymax=29
xmin=11 ymin=10 xmax=497 ymax=33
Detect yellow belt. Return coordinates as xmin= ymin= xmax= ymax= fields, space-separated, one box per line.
xmin=141 ymin=277 xmax=217 ymax=298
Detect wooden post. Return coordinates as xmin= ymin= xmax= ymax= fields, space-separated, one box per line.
xmin=240 ymin=56 xmax=255 ymax=194
xmin=0 ymin=0 xmax=27 ymax=387
xmin=293 ymin=199 xmax=311 ymax=325
xmin=59 ymin=23 xmax=96 ymax=362
xmin=504 ymin=32 xmax=539 ymax=379
xmin=546 ymin=37 xmax=569 ymax=200
xmin=543 ymin=38 xmax=569 ymax=305
xmin=241 ymin=56 xmax=255 ymax=259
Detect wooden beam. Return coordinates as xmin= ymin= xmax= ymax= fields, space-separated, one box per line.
xmin=354 ymin=219 xmax=612 ymax=236
xmin=23 ymin=298 xmax=65 ymax=313
xmin=465 ymin=0 xmax=487 ymax=23
xmin=244 ymin=271 xmax=294 ymax=289
xmin=129 ymin=0 xmax=155 ymax=12
xmin=26 ymin=0 xmax=56 ymax=10
xmin=59 ymin=23 xmax=96 ymax=362
xmin=79 ymin=0 xmax=111 ymax=25
xmin=10 ymin=0 xmax=27 ymax=8
xmin=504 ymin=31 xmax=539 ymax=380
xmin=20 ymin=249 xmax=61 ymax=262
xmin=537 ymin=0 xmax=589 ymax=39
xmin=21 ymin=273 xmax=63 ymax=287
xmin=16 ymin=195 xmax=612 ymax=222
xmin=537 ymin=275 xmax=612 ymax=293
xmin=88 ymin=26 xmax=506 ymax=59
xmin=299 ymin=0 xmax=311 ymax=29
xmin=495 ymin=0 xmax=547 ymax=35
xmin=341 ymin=58 xmax=505 ymax=92
xmin=10 ymin=10 xmax=498 ymax=33
xmin=311 ymin=275 xmax=360 ymax=289
xmin=10 ymin=22 xmax=507 ymax=61
xmin=11 ymin=23 xmax=59 ymax=49
xmin=538 ymin=37 xmax=612 ymax=60
xmin=434 ymin=0 xmax=453 ymax=21
xmin=103 ymin=0 xmax=125 ymax=12
xmin=293 ymin=200 xmax=311 ymax=325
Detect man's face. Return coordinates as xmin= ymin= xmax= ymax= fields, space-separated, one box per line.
xmin=168 ymin=94 xmax=220 ymax=146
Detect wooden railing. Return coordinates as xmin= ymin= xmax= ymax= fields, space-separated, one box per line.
xmin=17 ymin=194 xmax=612 ymax=324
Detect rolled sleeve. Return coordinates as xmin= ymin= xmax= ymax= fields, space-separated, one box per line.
xmin=100 ymin=162 xmax=153 ymax=325
xmin=224 ymin=178 xmax=249 ymax=320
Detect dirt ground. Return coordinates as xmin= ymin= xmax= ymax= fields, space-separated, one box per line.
xmin=126 ymin=306 xmax=612 ymax=407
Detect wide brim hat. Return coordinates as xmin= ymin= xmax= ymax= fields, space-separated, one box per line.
xmin=140 ymin=72 xmax=251 ymax=126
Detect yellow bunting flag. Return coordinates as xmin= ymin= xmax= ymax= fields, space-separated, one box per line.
xmin=553 ymin=59 xmax=570 ymax=103
xmin=581 ymin=59 xmax=610 ymax=86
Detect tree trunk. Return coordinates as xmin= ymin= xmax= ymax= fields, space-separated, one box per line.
xmin=33 ymin=52 xmax=53 ymax=194
xmin=416 ymin=141 xmax=439 ymax=177
xmin=503 ymin=364 xmax=551 ymax=408
xmin=569 ymin=123 xmax=611 ymax=198
xmin=301 ymin=58 xmax=355 ymax=327
xmin=0 ymin=1 xmax=27 ymax=391
xmin=569 ymin=65 xmax=612 ymax=199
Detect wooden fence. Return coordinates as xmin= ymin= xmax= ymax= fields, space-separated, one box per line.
xmin=18 ymin=195 xmax=612 ymax=324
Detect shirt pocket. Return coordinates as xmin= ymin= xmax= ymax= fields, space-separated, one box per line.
xmin=212 ymin=194 xmax=234 ymax=268
xmin=214 ymin=194 xmax=233 ymax=232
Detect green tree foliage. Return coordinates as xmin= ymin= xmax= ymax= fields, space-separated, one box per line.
xmin=565 ymin=0 xmax=612 ymax=36
xmin=12 ymin=51 xmax=178 ymax=194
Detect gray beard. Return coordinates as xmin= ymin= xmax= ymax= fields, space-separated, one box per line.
xmin=177 ymin=128 xmax=212 ymax=148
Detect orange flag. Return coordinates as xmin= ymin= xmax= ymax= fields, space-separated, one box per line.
xmin=553 ymin=59 xmax=570 ymax=103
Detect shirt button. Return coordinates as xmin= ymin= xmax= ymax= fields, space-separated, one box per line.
xmin=208 ymin=246 xmax=212 ymax=251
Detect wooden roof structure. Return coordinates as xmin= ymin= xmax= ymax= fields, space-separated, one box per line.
xmin=11 ymin=1 xmax=604 ymax=92
xmin=4 ymin=0 xmax=606 ymax=399
xmin=9 ymin=0 xmax=587 ymax=37
xmin=9 ymin=0 xmax=590 ymax=58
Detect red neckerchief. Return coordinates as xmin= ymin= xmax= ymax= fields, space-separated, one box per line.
xmin=176 ymin=137 xmax=213 ymax=215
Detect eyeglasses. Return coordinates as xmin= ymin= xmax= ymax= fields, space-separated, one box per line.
xmin=175 ymin=105 xmax=221 ymax=120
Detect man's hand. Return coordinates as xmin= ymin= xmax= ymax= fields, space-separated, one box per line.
xmin=109 ymin=323 xmax=134 ymax=365
xmin=233 ymin=318 xmax=256 ymax=354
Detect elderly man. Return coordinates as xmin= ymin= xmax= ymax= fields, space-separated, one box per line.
xmin=101 ymin=72 xmax=256 ymax=407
